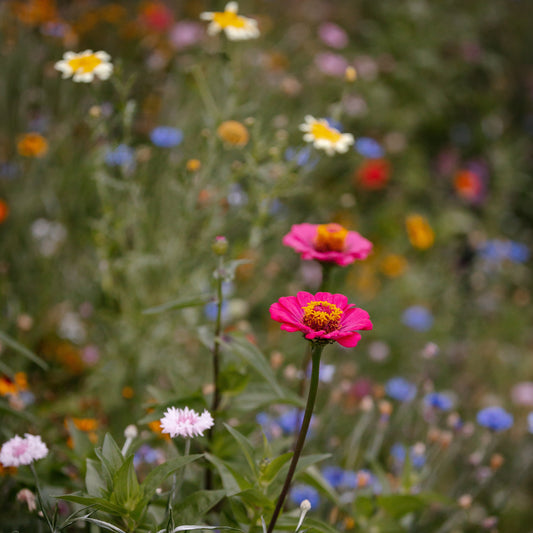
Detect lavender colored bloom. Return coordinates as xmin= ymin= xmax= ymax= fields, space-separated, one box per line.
xmin=402 ymin=306 xmax=434 ymax=332
xmin=315 ymin=52 xmax=348 ymax=77
xmin=134 ymin=444 xmax=165 ymax=467
xmin=424 ymin=392 xmax=453 ymax=411
xmin=322 ymin=466 xmax=345 ymax=488
xmin=386 ymin=377 xmax=417 ymax=402
xmin=0 ymin=434 xmax=48 ymax=467
xmin=318 ymin=22 xmax=349 ymax=49
xmin=150 ymin=126 xmax=183 ymax=148
xmin=478 ymin=240 xmax=530 ymax=263
xmin=290 ymin=484 xmax=320 ymax=508
xmin=285 ymin=146 xmax=318 ymax=168
xmin=476 ymin=406 xmax=513 ymax=432
xmin=204 ymin=300 xmax=229 ymax=321
xmin=169 ymin=21 xmax=204 ymax=49
xmin=528 ymin=412 xmax=533 ymax=434
xmin=391 ymin=443 xmax=426 ymax=469
xmin=355 ymin=137 xmax=385 ymax=158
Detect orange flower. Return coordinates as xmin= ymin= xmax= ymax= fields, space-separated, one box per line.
xmin=217 ymin=120 xmax=249 ymax=147
xmin=405 ymin=214 xmax=434 ymax=250
xmin=71 ymin=417 xmax=98 ymax=432
xmin=122 ymin=386 xmax=134 ymax=399
xmin=186 ymin=159 xmax=202 ymax=172
xmin=148 ymin=419 xmax=171 ymax=441
xmin=355 ymin=159 xmax=390 ymax=190
xmin=453 ymin=169 xmax=484 ymax=203
xmin=11 ymin=0 xmax=58 ymax=26
xmin=17 ymin=133 xmax=48 ymax=158
xmin=380 ymin=254 xmax=407 ymax=278
xmin=0 ymin=200 xmax=8 ymax=224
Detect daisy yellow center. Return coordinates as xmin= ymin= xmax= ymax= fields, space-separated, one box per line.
xmin=314 ymin=223 xmax=348 ymax=252
xmin=67 ymin=54 xmax=103 ymax=73
xmin=302 ymin=300 xmax=343 ymax=333
xmin=310 ymin=121 xmax=342 ymax=143
xmin=213 ymin=10 xmax=247 ymax=29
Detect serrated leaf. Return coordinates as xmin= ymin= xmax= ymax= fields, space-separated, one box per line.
xmin=172 ymin=489 xmax=226 ymax=524
xmin=205 ymin=453 xmax=251 ymax=496
xmin=143 ymin=295 xmax=212 ymax=315
xmin=142 ymin=454 xmax=202 ymax=501
xmin=223 ymin=423 xmax=258 ymax=477
xmin=0 ymin=330 xmax=48 ymax=369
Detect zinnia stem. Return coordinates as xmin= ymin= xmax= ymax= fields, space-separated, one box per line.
xmin=267 ymin=342 xmax=324 ymax=533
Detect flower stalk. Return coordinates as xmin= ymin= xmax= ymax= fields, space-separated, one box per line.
xmin=267 ymin=342 xmax=324 ymax=533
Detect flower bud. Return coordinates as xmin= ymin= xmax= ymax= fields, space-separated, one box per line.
xmin=124 ymin=424 xmax=138 ymax=439
xmin=212 ymin=236 xmax=228 ymax=256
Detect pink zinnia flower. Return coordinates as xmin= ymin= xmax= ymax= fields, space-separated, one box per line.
xmin=160 ymin=407 xmax=214 ymax=438
xmin=283 ymin=223 xmax=372 ymax=267
xmin=270 ymin=291 xmax=372 ymax=347
xmin=0 ymin=434 xmax=48 ymax=467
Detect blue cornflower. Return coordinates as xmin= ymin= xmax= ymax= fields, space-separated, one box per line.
xmin=386 ymin=377 xmax=417 ymax=402
xmin=105 ymin=144 xmax=135 ymax=168
xmin=134 ymin=444 xmax=165 ymax=467
xmin=528 ymin=412 xmax=533 ymax=434
xmin=354 ymin=137 xmax=384 ymax=158
xmin=391 ymin=443 xmax=426 ymax=469
xmin=325 ymin=118 xmax=343 ymax=131
xmin=204 ymin=300 xmax=229 ymax=321
xmin=424 ymin=392 xmax=453 ymax=411
xmin=402 ymin=306 xmax=434 ymax=332
xmin=285 ymin=146 xmax=319 ymax=169
xmin=476 ymin=406 xmax=514 ymax=432
xmin=322 ymin=466 xmax=345 ymax=489
xmin=478 ymin=240 xmax=530 ymax=264
xmin=290 ymin=484 xmax=320 ymax=508
xmin=150 ymin=126 xmax=183 ymax=148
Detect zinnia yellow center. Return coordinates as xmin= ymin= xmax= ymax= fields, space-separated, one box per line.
xmin=67 ymin=54 xmax=102 ymax=73
xmin=302 ymin=300 xmax=343 ymax=333
xmin=310 ymin=121 xmax=342 ymax=143
xmin=213 ymin=11 xmax=247 ymax=29
xmin=314 ymin=223 xmax=348 ymax=252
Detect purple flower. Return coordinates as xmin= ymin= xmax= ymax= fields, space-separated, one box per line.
xmin=314 ymin=52 xmax=348 ymax=77
xmin=386 ymin=377 xmax=417 ymax=402
xmin=355 ymin=137 xmax=385 ymax=159
xmin=150 ymin=127 xmax=183 ymax=148
xmin=402 ymin=306 xmax=434 ymax=332
xmin=318 ymin=22 xmax=348 ymax=49
xmin=105 ymin=144 xmax=135 ymax=169
xmin=169 ymin=21 xmax=204 ymax=49
xmin=424 ymin=392 xmax=453 ymax=411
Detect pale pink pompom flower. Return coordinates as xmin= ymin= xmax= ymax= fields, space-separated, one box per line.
xmin=160 ymin=407 xmax=214 ymax=438
xmin=0 ymin=434 xmax=48 ymax=467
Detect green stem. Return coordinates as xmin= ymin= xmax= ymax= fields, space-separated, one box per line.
xmin=267 ymin=343 xmax=324 ymax=533
xmin=31 ymin=463 xmax=55 ymax=533
xmin=320 ymin=263 xmax=334 ymax=293
xmin=191 ymin=65 xmax=219 ymax=120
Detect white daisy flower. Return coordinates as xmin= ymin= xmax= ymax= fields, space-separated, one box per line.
xmin=54 ymin=50 xmax=113 ymax=83
xmin=299 ymin=115 xmax=354 ymax=156
xmin=200 ymin=2 xmax=259 ymax=41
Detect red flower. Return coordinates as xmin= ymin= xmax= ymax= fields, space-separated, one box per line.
xmin=355 ymin=158 xmax=390 ymax=190
xmin=270 ymin=291 xmax=372 ymax=347
xmin=282 ymin=223 xmax=372 ymax=266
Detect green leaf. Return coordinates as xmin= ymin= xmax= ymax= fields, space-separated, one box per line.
xmin=76 ymin=515 xmax=127 ymax=533
xmin=221 ymin=335 xmax=285 ymax=397
xmin=232 ymin=388 xmax=304 ymax=411
xmin=277 ymin=516 xmax=340 ymax=533
xmin=85 ymin=459 xmax=109 ymax=497
xmin=163 ymin=526 xmax=243 ymax=533
xmin=98 ymin=433 xmax=125 ymax=476
xmin=142 ymin=454 xmax=202 ymax=501
xmin=261 ymin=452 xmax=293 ymax=484
xmin=112 ymin=455 xmax=141 ymax=509
xmin=172 ymin=489 xmax=226 ymax=524
xmin=377 ymin=494 xmax=427 ymax=519
xmin=223 ymin=423 xmax=258 ymax=477
xmin=58 ymin=494 xmax=125 ymax=516
xmin=354 ymin=495 xmax=376 ymax=518
xmin=277 ymin=453 xmax=331 ymax=483
xmin=237 ymin=488 xmax=273 ymax=509
xmin=205 ymin=453 xmax=251 ymax=496
xmin=143 ymin=294 xmax=212 ymax=315
xmin=0 ymin=330 xmax=48 ymax=369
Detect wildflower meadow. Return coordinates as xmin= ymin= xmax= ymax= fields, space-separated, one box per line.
xmin=1 ymin=1 xmax=533 ymax=532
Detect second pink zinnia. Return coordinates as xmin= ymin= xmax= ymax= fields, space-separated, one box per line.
xmin=282 ymin=223 xmax=372 ymax=267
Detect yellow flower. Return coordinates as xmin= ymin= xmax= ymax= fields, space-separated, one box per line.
xmin=299 ymin=115 xmax=354 ymax=155
xmin=200 ymin=2 xmax=259 ymax=41
xmin=17 ymin=132 xmax=48 ymax=158
xmin=54 ymin=50 xmax=113 ymax=83
xmin=380 ymin=254 xmax=407 ymax=277
xmin=405 ymin=214 xmax=434 ymax=250
xmin=186 ymin=158 xmax=202 ymax=171
xmin=217 ymin=120 xmax=249 ymax=147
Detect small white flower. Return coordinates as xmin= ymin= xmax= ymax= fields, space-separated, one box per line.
xmin=160 ymin=407 xmax=214 ymax=438
xmin=0 ymin=434 xmax=48 ymax=467
xmin=54 ymin=50 xmax=113 ymax=83
xmin=299 ymin=115 xmax=354 ymax=156
xmin=200 ymin=2 xmax=259 ymax=41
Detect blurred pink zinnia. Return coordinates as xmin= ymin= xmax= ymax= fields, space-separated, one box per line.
xmin=160 ymin=407 xmax=214 ymax=438
xmin=283 ymin=223 xmax=372 ymax=266
xmin=270 ymin=291 xmax=372 ymax=347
